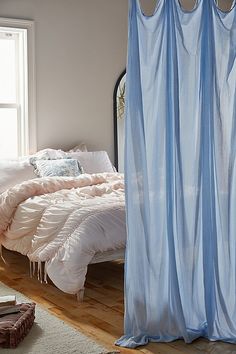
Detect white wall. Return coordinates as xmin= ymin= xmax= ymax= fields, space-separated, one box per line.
xmin=141 ymin=0 xmax=234 ymax=13
xmin=1 ymin=0 xmax=232 ymax=161
xmin=0 ymin=0 xmax=130 ymax=161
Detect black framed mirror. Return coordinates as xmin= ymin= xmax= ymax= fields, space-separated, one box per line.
xmin=113 ymin=70 xmax=126 ymax=172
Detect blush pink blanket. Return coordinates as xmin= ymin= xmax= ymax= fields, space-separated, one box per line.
xmin=0 ymin=173 xmax=126 ymax=294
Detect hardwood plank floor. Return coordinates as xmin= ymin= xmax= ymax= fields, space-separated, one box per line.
xmin=1 ymin=248 xmax=236 ymax=354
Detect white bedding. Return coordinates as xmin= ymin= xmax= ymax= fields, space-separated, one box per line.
xmin=0 ymin=173 xmax=126 ymax=294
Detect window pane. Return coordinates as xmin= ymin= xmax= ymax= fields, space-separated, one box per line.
xmin=0 ymin=37 xmax=17 ymax=103
xmin=0 ymin=108 xmax=18 ymax=158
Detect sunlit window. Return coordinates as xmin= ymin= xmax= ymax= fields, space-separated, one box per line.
xmin=0 ymin=18 xmax=36 ymax=159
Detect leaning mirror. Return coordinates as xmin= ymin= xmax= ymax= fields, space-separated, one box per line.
xmin=114 ymin=70 xmax=126 ymax=172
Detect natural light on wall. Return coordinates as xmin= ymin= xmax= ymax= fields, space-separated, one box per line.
xmin=0 ymin=25 xmax=29 ymax=158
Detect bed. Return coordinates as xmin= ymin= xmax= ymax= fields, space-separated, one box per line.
xmin=0 ymin=148 xmax=126 ymax=300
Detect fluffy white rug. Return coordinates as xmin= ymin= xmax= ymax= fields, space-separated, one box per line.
xmin=0 ymin=281 xmax=109 ymax=354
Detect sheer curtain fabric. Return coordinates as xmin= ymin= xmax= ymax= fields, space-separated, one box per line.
xmin=116 ymin=0 xmax=236 ymax=348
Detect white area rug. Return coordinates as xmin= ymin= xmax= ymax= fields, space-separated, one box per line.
xmin=0 ymin=281 xmax=110 ymax=354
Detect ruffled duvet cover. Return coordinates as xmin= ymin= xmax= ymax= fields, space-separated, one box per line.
xmin=0 ymin=173 xmax=126 ymax=294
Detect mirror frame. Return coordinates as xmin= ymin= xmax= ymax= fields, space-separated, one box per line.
xmin=113 ymin=69 xmax=126 ymax=171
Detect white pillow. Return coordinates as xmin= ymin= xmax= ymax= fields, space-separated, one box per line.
xmin=32 ymin=148 xmax=67 ymax=160
xmin=68 ymin=151 xmax=115 ymax=174
xmin=67 ymin=142 xmax=88 ymax=153
xmin=0 ymin=159 xmax=36 ymax=194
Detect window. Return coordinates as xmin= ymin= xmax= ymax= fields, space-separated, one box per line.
xmin=0 ymin=18 xmax=36 ymax=159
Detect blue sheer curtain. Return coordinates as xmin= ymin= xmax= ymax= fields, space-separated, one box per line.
xmin=116 ymin=0 xmax=236 ymax=348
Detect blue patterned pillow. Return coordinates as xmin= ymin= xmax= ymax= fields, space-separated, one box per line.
xmin=34 ymin=158 xmax=82 ymax=177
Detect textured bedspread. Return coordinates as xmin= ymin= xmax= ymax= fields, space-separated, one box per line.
xmin=0 ymin=173 xmax=126 ymax=293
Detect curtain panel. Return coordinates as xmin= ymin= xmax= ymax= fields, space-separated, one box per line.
xmin=117 ymin=0 xmax=236 ymax=348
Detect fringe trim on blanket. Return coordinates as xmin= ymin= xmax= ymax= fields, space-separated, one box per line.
xmin=29 ymin=260 xmax=48 ymax=284
xmin=0 ymin=244 xmax=7 ymax=265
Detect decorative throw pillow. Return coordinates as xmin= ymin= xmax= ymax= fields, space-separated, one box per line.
xmin=34 ymin=159 xmax=83 ymax=177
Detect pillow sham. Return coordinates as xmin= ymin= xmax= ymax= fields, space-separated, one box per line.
xmin=31 ymin=148 xmax=67 ymax=160
xmin=33 ymin=158 xmax=83 ymax=177
xmin=68 ymin=151 xmax=115 ymax=174
xmin=67 ymin=142 xmax=88 ymax=153
xmin=0 ymin=159 xmax=36 ymax=194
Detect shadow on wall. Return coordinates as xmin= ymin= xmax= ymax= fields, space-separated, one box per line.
xmin=139 ymin=0 xmax=234 ymax=15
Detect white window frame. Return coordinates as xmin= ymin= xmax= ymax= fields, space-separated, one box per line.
xmin=0 ymin=17 xmax=36 ymax=156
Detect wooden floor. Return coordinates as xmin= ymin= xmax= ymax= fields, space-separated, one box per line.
xmin=1 ymin=249 xmax=236 ymax=354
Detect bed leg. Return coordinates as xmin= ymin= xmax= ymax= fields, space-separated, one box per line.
xmin=76 ymin=288 xmax=85 ymax=302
